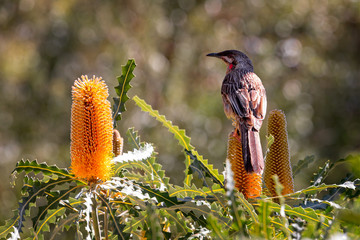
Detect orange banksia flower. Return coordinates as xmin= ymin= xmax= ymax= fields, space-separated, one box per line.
xmin=264 ymin=109 xmax=294 ymax=196
xmin=71 ymin=75 xmax=113 ymax=182
xmin=227 ymin=131 xmax=262 ymax=199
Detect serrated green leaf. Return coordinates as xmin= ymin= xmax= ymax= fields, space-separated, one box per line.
xmin=160 ymin=209 xmax=190 ymax=236
xmin=168 ymin=184 xmax=224 ymax=199
xmin=32 ymin=184 xmax=84 ymax=231
xmin=268 ymin=202 xmax=331 ymax=227
xmin=126 ymin=127 xmax=142 ymax=149
xmin=132 ymin=95 xmax=193 ymax=184
xmin=290 ymin=181 xmax=358 ymax=197
xmin=257 ymin=200 xmax=272 ymax=238
xmin=292 ymin=155 xmax=315 ymax=177
xmin=186 ymin=150 xmax=224 ymax=189
xmin=136 ymin=183 xmax=179 ymax=207
xmin=170 ymin=201 xmax=231 ymax=234
xmin=113 ymin=59 xmax=136 ymax=123
xmin=132 ymin=96 xmax=224 ymax=188
xmin=144 ymin=204 xmax=163 ymax=240
xmin=13 ymin=159 xmax=75 ymax=180
xmin=0 ymin=215 xmax=20 ymax=239
xmin=96 ymin=193 xmax=129 ymax=240
xmin=207 ymin=214 xmax=229 ymax=239
xmin=312 ymin=160 xmax=332 ymax=186
xmin=16 ymin=178 xmax=78 ymax=234
xmin=33 ymin=207 xmax=67 ymax=239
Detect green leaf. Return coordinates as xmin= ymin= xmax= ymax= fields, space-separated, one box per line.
xmin=160 ymin=209 xmax=190 ymax=236
xmin=132 ymin=96 xmax=224 ymax=188
xmin=166 ymin=201 xmax=230 ymax=230
xmin=113 ymin=59 xmax=136 ymax=123
xmin=267 ymin=201 xmax=332 ymax=227
xmin=257 ymin=200 xmax=272 ymax=239
xmin=136 ymin=183 xmax=180 ymax=207
xmin=12 ymin=159 xmax=75 ymax=180
xmin=207 ymin=214 xmax=229 ymax=239
xmin=168 ymin=184 xmax=224 ymax=199
xmin=126 ymin=127 xmax=142 ymax=149
xmin=114 ymin=129 xmax=170 ymax=189
xmin=16 ymin=178 xmax=78 ymax=234
xmin=144 ymin=204 xmax=163 ymax=240
xmin=312 ymin=160 xmax=332 ymax=186
xmin=32 ymin=184 xmax=84 ymax=231
xmin=33 ymin=207 xmax=67 ymax=239
xmin=186 ymin=150 xmax=224 ymax=189
xmin=132 ymin=95 xmax=192 ymax=182
xmin=282 ymin=180 xmax=358 ymax=198
xmin=96 ymin=193 xmax=130 ymax=240
xmin=0 ymin=215 xmax=20 ymax=239
xmin=292 ymin=155 xmax=315 ymax=177
xmin=345 ymin=154 xmax=360 ymax=178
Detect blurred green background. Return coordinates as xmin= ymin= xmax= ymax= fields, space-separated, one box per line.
xmin=1 ymin=0 xmax=359 ymax=227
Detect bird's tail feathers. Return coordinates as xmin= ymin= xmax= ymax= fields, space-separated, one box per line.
xmin=240 ymin=127 xmax=252 ymax=173
xmin=248 ymin=130 xmax=264 ymax=174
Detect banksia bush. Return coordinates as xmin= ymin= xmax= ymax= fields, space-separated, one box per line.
xmin=227 ymin=131 xmax=262 ymax=199
xmin=264 ymin=109 xmax=294 ymax=196
xmin=70 ymin=75 xmax=113 ymax=182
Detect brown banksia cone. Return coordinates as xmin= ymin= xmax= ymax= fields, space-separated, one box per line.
xmin=227 ymin=131 xmax=262 ymax=199
xmin=264 ymin=109 xmax=294 ymax=196
xmin=113 ymin=129 xmax=123 ymax=157
xmin=70 ymin=75 xmax=113 ymax=182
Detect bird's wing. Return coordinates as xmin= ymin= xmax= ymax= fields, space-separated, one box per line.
xmin=222 ymin=72 xmax=266 ymax=130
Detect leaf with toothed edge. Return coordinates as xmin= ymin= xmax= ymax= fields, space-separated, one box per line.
xmin=113 ymin=59 xmax=136 ymax=123
xmin=12 ymin=159 xmax=75 ymax=180
xmin=186 ymin=149 xmax=224 ymax=189
xmin=132 ymin=96 xmax=193 ymax=185
xmin=96 ymin=193 xmax=130 ymax=240
xmin=132 ymin=96 xmax=224 ymax=189
xmin=292 ymin=155 xmax=315 ymax=177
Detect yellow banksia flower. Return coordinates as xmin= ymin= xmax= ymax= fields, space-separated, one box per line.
xmin=227 ymin=131 xmax=262 ymax=199
xmin=264 ymin=109 xmax=294 ymax=196
xmin=113 ymin=129 xmax=123 ymax=157
xmin=70 ymin=75 xmax=113 ymax=182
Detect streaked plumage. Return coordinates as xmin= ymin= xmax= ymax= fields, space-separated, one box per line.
xmin=207 ymin=50 xmax=267 ymax=174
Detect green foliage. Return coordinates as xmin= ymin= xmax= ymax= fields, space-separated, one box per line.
xmin=1 ymin=60 xmax=360 ymax=239
xmin=113 ymin=59 xmax=136 ymax=124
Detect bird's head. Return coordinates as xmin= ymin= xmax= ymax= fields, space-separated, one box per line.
xmin=207 ymin=50 xmax=254 ymax=73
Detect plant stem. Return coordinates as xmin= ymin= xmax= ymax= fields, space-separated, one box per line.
xmin=91 ymin=192 xmax=101 ymax=240
xmin=104 ymin=207 xmax=109 ymax=240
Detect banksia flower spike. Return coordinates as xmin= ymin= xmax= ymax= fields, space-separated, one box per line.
xmin=227 ymin=131 xmax=262 ymax=199
xmin=113 ymin=129 xmax=123 ymax=157
xmin=264 ymin=109 xmax=294 ymax=197
xmin=71 ymin=75 xmax=113 ymax=182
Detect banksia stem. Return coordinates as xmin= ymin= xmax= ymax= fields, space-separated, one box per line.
xmin=71 ymin=75 xmax=113 ymax=182
xmin=227 ymin=131 xmax=262 ymax=199
xmin=264 ymin=109 xmax=294 ymax=196
xmin=113 ymin=129 xmax=123 ymax=157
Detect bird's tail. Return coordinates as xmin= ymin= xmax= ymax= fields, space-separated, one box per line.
xmin=240 ymin=126 xmax=264 ymax=174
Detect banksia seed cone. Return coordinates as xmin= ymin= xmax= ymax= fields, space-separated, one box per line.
xmin=113 ymin=129 xmax=123 ymax=157
xmin=264 ymin=109 xmax=294 ymax=196
xmin=227 ymin=131 xmax=262 ymax=199
xmin=71 ymin=75 xmax=113 ymax=182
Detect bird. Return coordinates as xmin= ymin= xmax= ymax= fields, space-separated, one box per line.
xmin=207 ymin=50 xmax=267 ymax=174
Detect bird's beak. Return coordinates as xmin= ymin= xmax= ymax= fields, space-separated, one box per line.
xmin=206 ymin=52 xmax=221 ymax=58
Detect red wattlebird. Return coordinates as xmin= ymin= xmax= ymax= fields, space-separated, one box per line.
xmin=207 ymin=50 xmax=267 ymax=174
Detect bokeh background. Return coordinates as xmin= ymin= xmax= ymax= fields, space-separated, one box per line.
xmin=1 ymin=0 xmax=359 ymax=227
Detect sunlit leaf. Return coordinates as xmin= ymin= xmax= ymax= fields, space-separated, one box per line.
xmin=113 ymin=59 xmax=136 ymax=123
xmin=292 ymin=155 xmax=315 ymax=177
